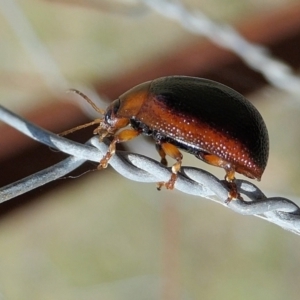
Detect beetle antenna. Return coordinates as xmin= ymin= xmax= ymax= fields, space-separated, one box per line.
xmin=59 ymin=119 xmax=102 ymax=136
xmin=67 ymin=89 xmax=105 ymax=115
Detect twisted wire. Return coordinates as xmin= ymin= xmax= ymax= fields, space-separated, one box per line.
xmin=0 ymin=105 xmax=300 ymax=235
xmin=141 ymin=0 xmax=300 ymax=95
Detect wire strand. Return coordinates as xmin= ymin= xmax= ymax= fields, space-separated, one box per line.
xmin=141 ymin=0 xmax=300 ymax=95
xmin=0 ymin=105 xmax=300 ymax=235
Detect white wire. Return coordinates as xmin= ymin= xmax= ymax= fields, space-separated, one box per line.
xmin=141 ymin=0 xmax=300 ymax=95
xmin=1 ymin=104 xmax=300 ymax=235
xmin=0 ymin=0 xmax=106 ymax=107
xmin=0 ymin=0 xmax=68 ymax=91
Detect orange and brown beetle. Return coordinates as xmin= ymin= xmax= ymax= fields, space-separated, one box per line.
xmin=62 ymin=76 xmax=269 ymax=201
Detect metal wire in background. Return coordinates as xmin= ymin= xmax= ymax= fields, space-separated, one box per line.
xmin=0 ymin=105 xmax=300 ymax=235
xmin=141 ymin=0 xmax=300 ymax=95
xmin=0 ymin=0 xmax=107 ymax=113
xmin=4 ymin=0 xmax=300 ymax=96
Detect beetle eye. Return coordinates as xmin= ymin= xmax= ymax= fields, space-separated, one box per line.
xmin=105 ymin=99 xmax=120 ymax=125
xmin=112 ymin=99 xmax=120 ymax=116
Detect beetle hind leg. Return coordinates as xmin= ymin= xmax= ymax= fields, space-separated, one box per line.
xmin=156 ymin=142 xmax=183 ymax=190
xmin=198 ymin=152 xmax=242 ymax=203
xmin=224 ymin=168 xmax=242 ymax=204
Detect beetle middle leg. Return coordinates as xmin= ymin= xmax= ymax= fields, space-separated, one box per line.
xmin=98 ymin=128 xmax=140 ymax=169
xmin=155 ymin=144 xmax=168 ymax=166
xmin=156 ymin=142 xmax=183 ymax=190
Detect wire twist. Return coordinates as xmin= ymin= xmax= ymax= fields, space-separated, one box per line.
xmin=0 ymin=105 xmax=300 ymax=235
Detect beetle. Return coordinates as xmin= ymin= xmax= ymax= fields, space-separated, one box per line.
xmin=62 ymin=76 xmax=269 ymax=202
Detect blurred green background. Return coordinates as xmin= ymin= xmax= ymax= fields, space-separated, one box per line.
xmin=1 ymin=0 xmax=300 ymax=299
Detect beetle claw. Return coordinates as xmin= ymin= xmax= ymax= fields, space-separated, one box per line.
xmin=97 ymin=161 xmax=107 ymax=169
xmin=157 ymin=182 xmax=163 ymax=191
xmin=156 ymin=173 xmax=177 ymax=191
xmin=98 ymin=154 xmax=111 ymax=169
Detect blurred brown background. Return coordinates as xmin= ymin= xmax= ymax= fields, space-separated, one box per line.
xmin=1 ymin=0 xmax=300 ymax=299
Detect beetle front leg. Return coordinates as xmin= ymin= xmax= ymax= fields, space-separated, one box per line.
xmin=98 ymin=128 xmax=140 ymax=169
xmin=156 ymin=142 xmax=183 ymax=190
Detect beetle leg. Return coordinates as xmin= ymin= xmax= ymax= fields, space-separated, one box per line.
xmin=198 ymin=152 xmax=242 ymax=203
xmin=224 ymin=168 xmax=242 ymax=204
xmin=98 ymin=128 xmax=140 ymax=169
xmin=155 ymin=143 xmax=168 ymax=166
xmin=157 ymin=142 xmax=183 ymax=190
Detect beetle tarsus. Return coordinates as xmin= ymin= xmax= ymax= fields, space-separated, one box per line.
xmin=165 ymin=173 xmax=177 ymax=190
xmin=157 ymin=182 xmax=163 ymax=191
xmin=224 ymin=176 xmax=243 ymax=204
xmin=98 ymin=155 xmax=110 ymax=169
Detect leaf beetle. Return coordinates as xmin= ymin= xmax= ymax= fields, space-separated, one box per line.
xmin=62 ymin=76 xmax=269 ymax=202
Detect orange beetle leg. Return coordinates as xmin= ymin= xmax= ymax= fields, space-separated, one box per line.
xmin=200 ymin=152 xmax=242 ymax=203
xmin=155 ymin=143 xmax=168 ymax=166
xmin=224 ymin=168 xmax=243 ymax=204
xmin=98 ymin=128 xmax=140 ymax=169
xmin=156 ymin=142 xmax=183 ymax=191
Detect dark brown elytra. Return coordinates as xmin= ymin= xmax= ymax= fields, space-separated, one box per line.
xmin=61 ymin=76 xmax=269 ymax=202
